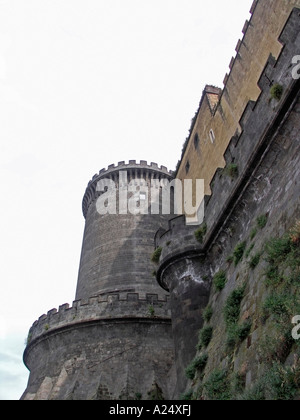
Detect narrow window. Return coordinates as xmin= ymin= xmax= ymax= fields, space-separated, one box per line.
xmin=194 ymin=133 xmax=199 ymax=150
xmin=185 ymin=161 xmax=190 ymax=174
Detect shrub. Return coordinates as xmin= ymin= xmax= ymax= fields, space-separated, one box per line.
xmin=257 ymin=214 xmax=268 ymax=229
xmin=239 ymin=363 xmax=300 ymax=400
xmin=226 ymin=325 xmax=239 ymax=349
xmin=249 ymin=252 xmax=261 ymax=269
xmin=240 ymin=382 xmax=266 ymax=400
xmin=147 ymin=383 xmax=164 ymax=400
xmin=197 ymin=326 xmax=213 ymax=349
xmin=264 ymin=265 xmax=281 ymax=287
xmin=185 ymin=363 xmax=197 ymax=380
xmin=203 ymin=305 xmax=213 ymax=323
xmin=185 ymin=354 xmax=208 ymax=380
xmin=233 ymin=241 xmax=247 ymax=266
xmin=203 ymin=369 xmax=231 ymax=400
xmin=250 ymin=228 xmax=257 ymax=240
xmin=195 ymin=223 xmax=207 ymax=243
xmin=226 ymin=254 xmax=234 ymax=264
xmin=242 ymin=228 xmax=300 ymax=401
xmin=264 ymin=236 xmax=296 ymax=287
xmin=213 ymin=270 xmax=227 ymax=292
xmin=226 ymin=163 xmax=238 ymax=178
xmin=270 ymin=83 xmax=283 ymax=101
xmin=265 ymin=236 xmax=292 ymax=263
xmin=194 ymin=354 xmax=208 ymax=371
xmin=151 ymin=247 xmax=162 ymax=264
xmin=224 ymin=285 xmax=245 ymax=328
xmin=236 ymin=320 xmax=252 ymax=341
xmin=258 ymin=363 xmax=300 ymax=400
xmin=262 ymin=293 xmax=292 ymax=321
xmin=232 ymin=372 xmax=246 ymax=396
xmin=226 ymin=321 xmax=252 ymax=349
xmin=259 ymin=332 xmax=295 ymax=365
xmin=148 ymin=305 xmax=155 ymax=317
xmin=265 ymin=233 xmax=299 ymax=286
xmin=180 ymin=390 xmax=193 ymax=400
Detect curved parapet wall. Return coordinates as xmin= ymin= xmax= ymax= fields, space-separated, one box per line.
xmin=154 ymin=215 xmax=204 ymax=292
xmin=25 ymin=292 xmax=171 ymax=347
xmin=22 ymin=293 xmax=175 ymax=400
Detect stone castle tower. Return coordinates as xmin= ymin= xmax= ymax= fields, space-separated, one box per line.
xmin=22 ymin=2 xmax=300 ymax=401
xmin=22 ymin=161 xmax=176 ymax=400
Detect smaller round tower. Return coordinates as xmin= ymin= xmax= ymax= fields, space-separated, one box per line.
xmin=22 ymin=161 xmax=176 ymax=401
xmin=154 ymin=215 xmax=211 ymax=396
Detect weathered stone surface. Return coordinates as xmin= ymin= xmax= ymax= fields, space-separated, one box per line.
xmin=22 ymin=319 xmax=174 ymax=400
xmin=22 ymin=163 xmax=176 ymax=400
xmin=161 ymin=257 xmax=211 ymax=394
xmin=155 ymin=9 xmax=300 ymax=397
xmin=77 ymin=163 xmax=174 ymax=301
xmin=22 ymin=5 xmax=300 ymax=401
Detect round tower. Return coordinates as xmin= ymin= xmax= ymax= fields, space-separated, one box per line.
xmin=76 ymin=160 xmax=174 ymax=300
xmin=21 ymin=161 xmax=176 ymax=401
xmin=154 ymin=215 xmax=211 ymax=396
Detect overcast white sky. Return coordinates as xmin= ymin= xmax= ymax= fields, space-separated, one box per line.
xmin=0 ymin=0 xmax=253 ymax=400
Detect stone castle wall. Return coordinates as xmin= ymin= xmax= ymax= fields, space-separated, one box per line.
xmin=22 ymin=3 xmax=300 ymax=401
xmin=177 ymin=0 xmax=300 ymax=199
xmin=155 ymin=8 xmax=300 ymax=398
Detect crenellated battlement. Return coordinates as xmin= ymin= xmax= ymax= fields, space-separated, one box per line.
xmin=82 ymin=160 xmax=174 ymax=218
xmin=89 ymin=161 xmax=174 ymax=186
xmin=176 ymin=0 xmax=300 ymax=199
xmin=155 ymin=7 xmax=300 ymax=290
xmin=222 ymin=0 xmax=258 ymax=92
xmin=26 ymin=292 xmax=171 ymax=348
xmin=155 ymin=215 xmax=200 ymax=260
